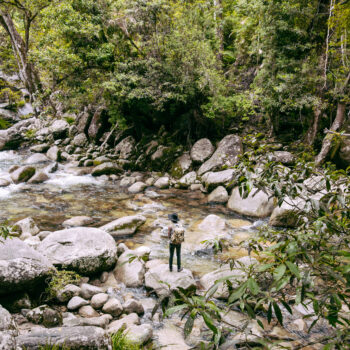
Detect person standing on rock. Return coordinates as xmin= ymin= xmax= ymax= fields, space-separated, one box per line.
xmin=168 ymin=213 xmax=185 ymax=272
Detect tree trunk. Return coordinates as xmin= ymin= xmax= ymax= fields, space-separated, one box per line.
xmin=305 ymin=108 xmax=322 ymax=146
xmin=213 ymin=0 xmax=224 ymax=62
xmin=315 ymin=102 xmax=347 ymax=166
xmin=0 ymin=10 xmax=40 ymax=100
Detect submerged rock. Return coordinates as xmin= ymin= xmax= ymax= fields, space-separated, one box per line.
xmin=144 ymin=264 xmax=196 ymax=297
xmin=228 ymin=187 xmax=276 ymax=218
xmin=0 ymin=237 xmax=54 ymax=296
xmin=38 ymin=227 xmax=117 ymax=275
xmin=16 ymin=326 xmax=112 ymax=350
xmin=198 ymin=134 xmax=243 ymax=175
xmin=62 ymin=216 xmax=94 ymax=228
xmin=100 ymin=215 xmax=146 ymax=237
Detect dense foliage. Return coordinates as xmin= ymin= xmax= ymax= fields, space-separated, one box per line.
xmin=0 ymin=0 xmax=349 ymax=143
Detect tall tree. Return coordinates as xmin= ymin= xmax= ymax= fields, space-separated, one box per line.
xmin=0 ymin=0 xmax=53 ymax=100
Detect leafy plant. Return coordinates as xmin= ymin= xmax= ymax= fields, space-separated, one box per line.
xmin=0 ymin=225 xmax=16 ymax=242
xmin=110 ymin=329 xmax=144 ymax=350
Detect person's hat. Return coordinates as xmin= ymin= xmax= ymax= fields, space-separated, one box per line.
xmin=168 ymin=213 xmax=179 ymax=223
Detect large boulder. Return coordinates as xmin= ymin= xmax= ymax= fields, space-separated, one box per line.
xmin=154 ymin=176 xmax=170 ymax=189
xmin=228 ymin=187 xmax=276 ymax=218
xmin=125 ymin=324 xmax=153 ymax=345
xmin=190 ymin=138 xmax=215 ymax=164
xmin=46 ymin=146 xmax=61 ymax=162
xmin=198 ymin=135 xmax=243 ymax=175
xmin=201 ymin=169 xmax=235 ymax=190
xmin=115 ymin=136 xmax=135 ymax=159
xmin=16 ymin=326 xmax=112 ymax=350
xmin=13 ymin=217 xmax=40 ymax=236
xmin=0 ymin=237 xmax=54 ymax=295
xmin=114 ymin=250 xmax=146 ymax=287
xmin=178 ymin=171 xmax=197 ymax=189
xmin=72 ymin=133 xmax=88 ymax=147
xmin=27 ymin=171 xmax=49 ymax=184
xmin=91 ymin=162 xmax=122 ymax=176
xmin=269 ymin=197 xmax=306 ymax=228
xmin=170 ymin=152 xmax=192 ymax=178
xmin=208 ymin=186 xmax=228 ymax=204
xmin=38 ymin=227 xmax=117 ymax=275
xmin=88 ymin=107 xmax=109 ymax=140
xmin=128 ymin=181 xmax=147 ymax=194
xmin=25 ymin=153 xmax=49 ymax=164
xmin=76 ymin=109 xmax=93 ymax=134
xmin=0 ymin=305 xmax=16 ymax=331
xmin=100 ymin=215 xmax=146 ymax=237
xmin=144 ymin=264 xmax=196 ymax=297
xmin=269 ymin=151 xmax=295 ymax=165
xmin=10 ymin=165 xmax=35 ymax=183
xmin=49 ymin=120 xmax=69 ymax=140
xmin=107 ymin=313 xmax=140 ymax=334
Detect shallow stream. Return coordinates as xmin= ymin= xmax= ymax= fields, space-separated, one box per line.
xmin=0 ymin=150 xmax=260 ymax=278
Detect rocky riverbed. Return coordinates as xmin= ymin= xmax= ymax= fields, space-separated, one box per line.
xmin=0 ymin=115 xmax=333 ymax=349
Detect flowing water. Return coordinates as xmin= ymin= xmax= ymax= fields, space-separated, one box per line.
xmin=0 ymin=150 xmax=261 ymax=278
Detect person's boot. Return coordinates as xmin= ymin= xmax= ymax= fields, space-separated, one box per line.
xmin=178 ymin=267 xmax=183 ymax=272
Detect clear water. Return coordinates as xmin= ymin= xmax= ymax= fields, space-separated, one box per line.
xmin=0 ymin=150 xmax=258 ymax=277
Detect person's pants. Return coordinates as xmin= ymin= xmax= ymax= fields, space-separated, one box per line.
xmin=169 ymin=243 xmax=181 ymax=271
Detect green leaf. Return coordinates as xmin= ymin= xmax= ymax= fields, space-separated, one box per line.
xmin=184 ymin=316 xmax=194 ymax=338
xmin=257 ymin=319 xmax=265 ymax=329
xmin=248 ymin=278 xmax=260 ymax=295
xmin=201 ymin=311 xmax=218 ymax=334
xmin=273 ymin=264 xmax=286 ymax=281
xmin=285 ymin=261 xmax=301 ymax=279
xmin=281 ymin=300 xmax=293 ymax=315
xmin=257 ymin=263 xmax=274 ymax=272
xmin=164 ymin=304 xmax=187 ymax=318
xmin=273 ymin=302 xmax=283 ymax=325
xmin=267 ymin=302 xmax=272 ymax=324
xmin=275 ymin=275 xmax=290 ymax=291
xmin=205 ymin=284 xmax=218 ymax=299
xmin=228 ymin=282 xmax=247 ymax=304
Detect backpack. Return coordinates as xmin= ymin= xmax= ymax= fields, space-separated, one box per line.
xmin=170 ymin=223 xmax=185 ymax=244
